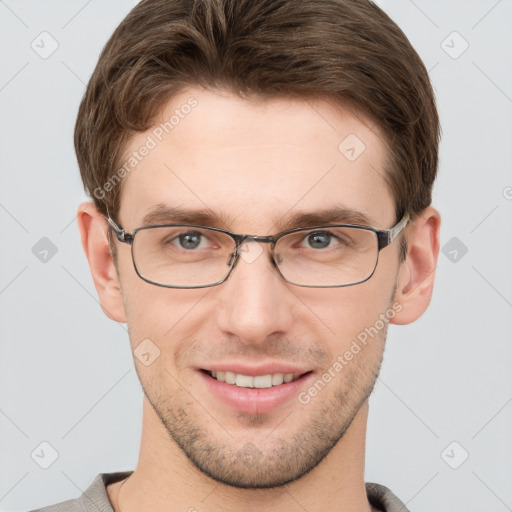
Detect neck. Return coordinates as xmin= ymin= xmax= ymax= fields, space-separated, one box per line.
xmin=111 ymin=397 xmax=375 ymax=512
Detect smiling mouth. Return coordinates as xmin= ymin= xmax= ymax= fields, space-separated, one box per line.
xmin=201 ymin=369 xmax=312 ymax=389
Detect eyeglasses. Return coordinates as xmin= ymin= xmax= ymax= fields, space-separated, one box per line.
xmin=106 ymin=213 xmax=410 ymax=289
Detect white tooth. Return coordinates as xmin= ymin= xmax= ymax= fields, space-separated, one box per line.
xmin=216 ymin=371 xmax=226 ymax=382
xmin=253 ymin=374 xmax=273 ymax=389
xmin=211 ymin=371 xmax=217 ymax=378
xmin=272 ymin=373 xmax=284 ymax=385
xmin=225 ymin=371 xmax=236 ymax=384
xmin=235 ymin=374 xmax=254 ymax=388
xmin=283 ymin=373 xmax=293 ymax=383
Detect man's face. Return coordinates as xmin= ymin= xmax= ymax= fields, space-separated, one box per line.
xmin=114 ymin=88 xmax=402 ymax=488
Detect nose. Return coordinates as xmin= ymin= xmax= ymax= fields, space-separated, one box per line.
xmin=214 ymin=241 xmax=295 ymax=346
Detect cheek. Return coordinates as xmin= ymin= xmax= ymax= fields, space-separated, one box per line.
xmin=298 ymin=274 xmax=396 ymax=345
xmin=122 ymin=278 xmax=210 ymax=354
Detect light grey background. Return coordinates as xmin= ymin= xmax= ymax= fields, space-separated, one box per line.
xmin=1 ymin=1 xmax=511 ymax=511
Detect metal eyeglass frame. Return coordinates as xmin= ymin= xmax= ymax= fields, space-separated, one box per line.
xmin=106 ymin=212 xmax=410 ymax=289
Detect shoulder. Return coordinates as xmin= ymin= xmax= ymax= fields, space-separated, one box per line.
xmin=29 ymin=496 xmax=85 ymax=512
xmin=366 ymin=482 xmax=410 ymax=512
xmin=28 ymin=471 xmax=133 ymax=512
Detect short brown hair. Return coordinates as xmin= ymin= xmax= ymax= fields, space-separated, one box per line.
xmin=75 ymin=0 xmax=440 ymax=260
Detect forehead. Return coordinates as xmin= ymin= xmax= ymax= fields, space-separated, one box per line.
xmin=118 ymin=88 xmax=395 ymax=231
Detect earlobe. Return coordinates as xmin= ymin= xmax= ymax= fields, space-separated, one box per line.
xmin=390 ymin=206 xmax=441 ymax=325
xmin=76 ymin=202 xmax=127 ymax=323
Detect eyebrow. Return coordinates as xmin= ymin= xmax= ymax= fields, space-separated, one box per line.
xmin=141 ymin=203 xmax=375 ymax=232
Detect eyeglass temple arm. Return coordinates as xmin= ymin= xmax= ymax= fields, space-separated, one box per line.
xmin=377 ymin=212 xmax=410 ymax=249
xmin=106 ymin=215 xmax=130 ymax=243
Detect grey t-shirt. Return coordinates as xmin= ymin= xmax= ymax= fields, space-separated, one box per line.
xmin=30 ymin=471 xmax=410 ymax=512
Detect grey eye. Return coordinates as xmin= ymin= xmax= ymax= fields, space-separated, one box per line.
xmin=306 ymin=231 xmax=332 ymax=249
xmin=177 ymin=231 xmax=203 ymax=249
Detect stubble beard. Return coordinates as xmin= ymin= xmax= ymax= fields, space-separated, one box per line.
xmin=141 ymin=325 xmax=387 ymax=489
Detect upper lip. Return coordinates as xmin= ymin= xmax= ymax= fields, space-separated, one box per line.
xmin=199 ymin=362 xmax=312 ymax=376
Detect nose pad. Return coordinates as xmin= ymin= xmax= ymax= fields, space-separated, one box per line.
xmin=226 ymin=250 xmax=238 ymax=267
xmin=227 ymin=239 xmax=263 ymax=267
xmin=226 ymin=240 xmax=279 ymax=269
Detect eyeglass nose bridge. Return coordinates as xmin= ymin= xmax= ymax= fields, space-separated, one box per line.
xmin=226 ymin=234 xmax=278 ymax=267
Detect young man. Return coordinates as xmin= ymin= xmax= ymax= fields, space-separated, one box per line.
xmin=34 ymin=0 xmax=440 ymax=510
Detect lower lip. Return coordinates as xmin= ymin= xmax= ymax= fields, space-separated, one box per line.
xmin=198 ymin=370 xmax=314 ymax=414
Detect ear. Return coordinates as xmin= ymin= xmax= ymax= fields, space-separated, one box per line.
xmin=76 ymin=202 xmax=127 ymax=323
xmin=390 ymin=206 xmax=441 ymax=325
